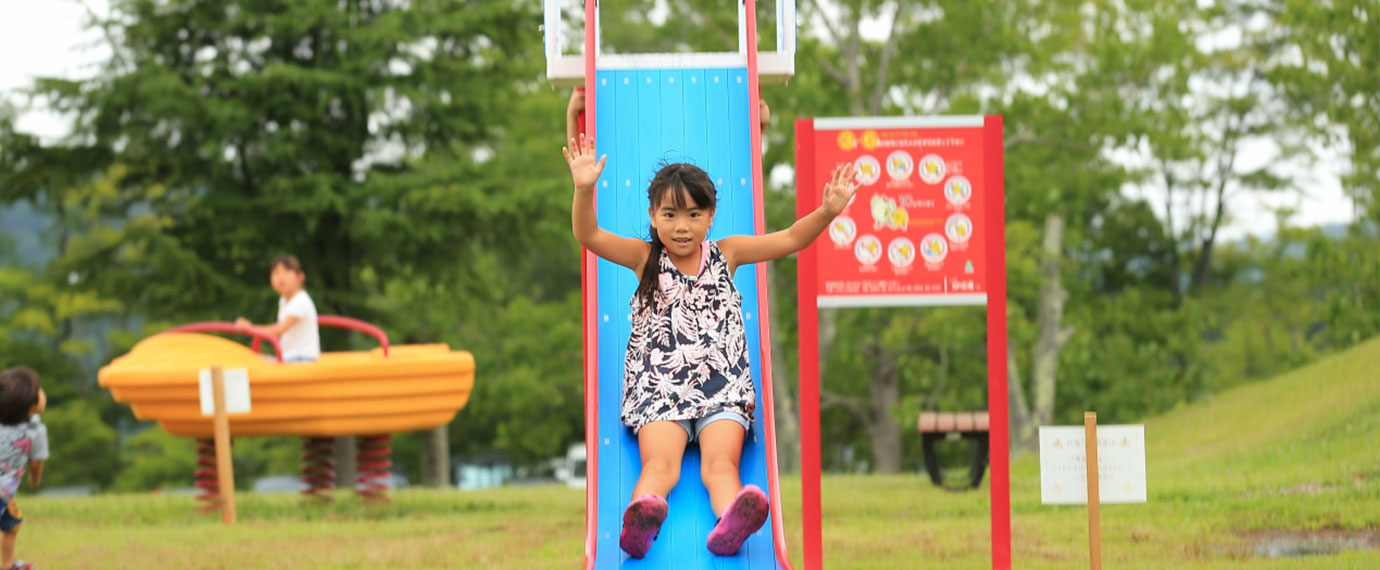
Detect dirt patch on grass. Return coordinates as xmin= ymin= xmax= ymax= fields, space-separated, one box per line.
xmin=1233 ymin=528 xmax=1380 ymax=558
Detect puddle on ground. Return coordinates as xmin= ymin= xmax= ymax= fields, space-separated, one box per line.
xmin=1242 ymin=530 xmax=1380 ymax=559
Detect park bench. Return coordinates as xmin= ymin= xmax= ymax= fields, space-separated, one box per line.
xmin=917 ymin=411 xmax=990 ymax=490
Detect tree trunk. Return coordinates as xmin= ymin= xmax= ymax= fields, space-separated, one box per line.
xmin=1189 ymin=106 xmax=1244 ymax=295
xmin=766 ymin=266 xmax=800 ymax=473
xmin=867 ymin=348 xmax=903 ymax=473
xmin=1160 ymin=163 xmax=1185 ymax=303
xmin=819 ymin=336 xmax=904 ymax=473
xmin=1007 ymin=342 xmax=1035 ymax=452
xmin=335 ymin=436 xmax=356 ymax=489
xmin=1032 ymin=214 xmax=1073 ymax=427
xmin=922 ymin=345 xmax=950 ymax=411
xmin=845 ymin=17 xmax=864 ymax=116
xmin=422 ymin=426 xmax=451 ymax=487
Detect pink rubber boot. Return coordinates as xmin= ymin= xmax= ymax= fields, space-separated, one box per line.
xmin=707 ymin=485 xmax=769 ymax=556
xmin=619 ymin=494 xmax=668 ymax=558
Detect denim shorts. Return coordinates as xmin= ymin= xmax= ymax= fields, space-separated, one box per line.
xmin=0 ymin=499 xmax=22 ymax=532
xmin=674 ymin=411 xmax=750 ymax=442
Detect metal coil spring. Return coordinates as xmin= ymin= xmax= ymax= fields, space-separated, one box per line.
xmin=355 ymin=434 xmax=392 ymax=503
xmin=300 ymin=437 xmax=336 ymax=502
xmin=194 ymin=439 xmax=221 ymax=512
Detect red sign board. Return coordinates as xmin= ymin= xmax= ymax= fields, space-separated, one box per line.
xmin=795 ymin=115 xmax=1009 ymax=569
xmin=801 ymin=118 xmax=992 ymax=307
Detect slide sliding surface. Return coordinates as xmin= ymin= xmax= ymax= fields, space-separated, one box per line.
xmin=587 ymin=66 xmax=784 ymax=569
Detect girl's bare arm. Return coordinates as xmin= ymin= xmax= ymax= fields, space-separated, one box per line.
xmin=720 ymin=163 xmax=859 ymax=271
xmin=565 ymin=134 xmax=650 ymax=273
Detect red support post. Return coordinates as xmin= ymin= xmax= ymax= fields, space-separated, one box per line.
xmin=983 ymin=115 xmax=1011 ymax=569
xmin=794 ymin=118 xmax=824 ymax=570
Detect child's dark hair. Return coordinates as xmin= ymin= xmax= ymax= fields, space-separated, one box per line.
xmin=0 ymin=367 xmax=40 ymax=425
xmin=636 ymin=162 xmax=718 ymax=308
xmin=270 ymin=254 xmax=303 ymax=273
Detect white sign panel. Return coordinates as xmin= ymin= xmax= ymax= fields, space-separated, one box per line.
xmin=199 ymin=368 xmax=252 ymax=416
xmin=1039 ymin=425 xmax=1146 ymax=505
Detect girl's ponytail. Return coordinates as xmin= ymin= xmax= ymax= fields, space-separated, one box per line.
xmin=636 ymin=228 xmax=665 ymax=309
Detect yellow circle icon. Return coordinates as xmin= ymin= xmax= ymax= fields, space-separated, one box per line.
xmin=861 ymin=130 xmax=880 ymax=150
xmin=890 ymin=208 xmax=909 ymax=229
xmin=837 ymin=130 xmax=857 ymax=150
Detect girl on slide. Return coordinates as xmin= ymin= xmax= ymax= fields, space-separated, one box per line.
xmin=562 ymin=133 xmax=859 ymax=558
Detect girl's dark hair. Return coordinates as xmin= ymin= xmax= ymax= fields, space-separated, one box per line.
xmin=636 ymin=162 xmax=717 ymax=309
xmin=270 ymin=254 xmax=303 ymax=273
xmin=0 ymin=366 xmax=41 ymax=426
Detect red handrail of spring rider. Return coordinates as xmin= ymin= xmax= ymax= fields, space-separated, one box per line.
xmin=312 ymin=315 xmax=390 ymax=357
xmin=163 ymin=315 xmax=391 ymax=361
xmin=163 ymin=322 xmax=285 ymax=362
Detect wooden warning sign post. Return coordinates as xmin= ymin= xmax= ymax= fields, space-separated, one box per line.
xmin=211 ymin=366 xmax=237 ymax=525
xmin=1084 ymin=412 xmax=1101 ymax=570
xmin=1039 ymin=414 xmax=1146 ymax=570
xmin=200 ymin=366 xmax=252 ymax=525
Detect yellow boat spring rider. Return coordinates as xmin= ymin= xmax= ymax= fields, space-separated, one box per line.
xmin=98 ymin=316 xmax=475 ymax=439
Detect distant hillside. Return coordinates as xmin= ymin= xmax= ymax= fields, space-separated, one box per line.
xmin=1013 ymin=335 xmax=1380 ymax=502
xmin=1144 ymin=334 xmax=1380 ymax=493
xmin=0 ymin=202 xmax=54 ymax=266
xmin=1231 ymin=221 xmax=1361 ymax=251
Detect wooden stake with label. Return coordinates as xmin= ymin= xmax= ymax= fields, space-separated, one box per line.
xmin=1084 ymin=411 xmax=1101 ymax=569
xmin=212 ymin=366 xmax=237 ymax=525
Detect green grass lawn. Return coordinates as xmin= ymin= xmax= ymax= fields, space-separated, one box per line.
xmin=25 ymin=337 xmax=1380 ymax=568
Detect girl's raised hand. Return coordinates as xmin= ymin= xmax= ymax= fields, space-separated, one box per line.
xmin=822 ymin=163 xmax=862 ymax=215
xmin=562 ymin=133 xmax=606 ymax=191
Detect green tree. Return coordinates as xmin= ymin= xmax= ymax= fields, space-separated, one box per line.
xmin=0 ymin=0 xmax=544 ymax=323
xmin=1 ymin=0 xmax=590 ymax=481
xmin=1310 ymin=226 xmax=1380 ymax=348
xmin=111 ymin=427 xmax=196 ymax=492
xmin=40 ymin=400 xmax=121 ymax=490
xmin=1269 ymin=0 xmax=1379 ymax=221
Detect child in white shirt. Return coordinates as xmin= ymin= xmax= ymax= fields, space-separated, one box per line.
xmin=236 ymin=254 xmax=320 ymax=362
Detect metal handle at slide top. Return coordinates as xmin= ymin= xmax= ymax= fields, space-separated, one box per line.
xmin=542 ymin=0 xmax=796 ymax=58
xmin=542 ymin=0 xmax=797 ymax=86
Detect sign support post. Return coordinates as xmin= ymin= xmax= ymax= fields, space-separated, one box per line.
xmin=200 ymin=366 xmax=252 ymax=525
xmin=1084 ymin=412 xmax=1102 ymax=570
xmin=1039 ymin=418 xmax=1147 ymax=569
xmin=795 ymin=118 xmax=824 ymax=570
xmin=211 ymin=366 xmax=237 ymax=525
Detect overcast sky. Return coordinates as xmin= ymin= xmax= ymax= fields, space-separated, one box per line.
xmin=1 ymin=0 xmax=1355 ymax=240
xmin=1 ymin=1 xmax=110 ymax=130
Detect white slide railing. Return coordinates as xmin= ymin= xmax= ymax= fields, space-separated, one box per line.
xmin=542 ymin=0 xmax=797 ymax=86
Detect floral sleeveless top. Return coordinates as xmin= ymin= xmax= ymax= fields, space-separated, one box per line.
xmin=621 ymin=241 xmax=756 ymax=432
